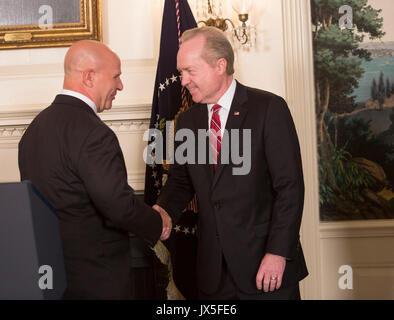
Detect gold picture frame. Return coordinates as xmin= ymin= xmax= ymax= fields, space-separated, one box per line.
xmin=0 ymin=0 xmax=101 ymax=50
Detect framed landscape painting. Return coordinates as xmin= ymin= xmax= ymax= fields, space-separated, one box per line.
xmin=312 ymin=0 xmax=394 ymax=221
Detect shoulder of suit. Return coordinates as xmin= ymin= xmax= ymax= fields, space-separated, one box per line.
xmin=34 ymin=96 xmax=110 ymax=135
xmin=177 ymin=103 xmax=202 ymax=120
xmin=244 ymin=85 xmax=284 ymax=103
xmin=244 ymin=88 xmax=289 ymax=114
xmin=52 ymin=96 xmax=100 ymax=118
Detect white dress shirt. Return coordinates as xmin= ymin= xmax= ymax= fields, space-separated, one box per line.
xmin=207 ymin=79 xmax=237 ymax=137
xmin=61 ymin=89 xmax=98 ymax=114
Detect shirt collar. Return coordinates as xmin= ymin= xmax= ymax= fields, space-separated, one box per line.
xmin=207 ymin=79 xmax=237 ymax=112
xmin=61 ymin=89 xmax=98 ymax=114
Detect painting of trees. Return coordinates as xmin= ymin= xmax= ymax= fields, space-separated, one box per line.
xmin=312 ymin=0 xmax=394 ymax=220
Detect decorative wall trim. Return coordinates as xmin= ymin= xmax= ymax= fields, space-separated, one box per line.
xmin=0 ymin=63 xmax=64 ymax=80
xmin=0 ymin=126 xmax=27 ymax=138
xmin=0 ymin=59 xmax=156 ymax=80
xmin=0 ymin=105 xmax=152 ymax=191
xmin=320 ymin=220 xmax=394 ymax=239
xmin=127 ymin=172 xmax=146 ymax=193
xmin=99 ymin=104 xmax=152 ymax=122
xmin=0 ymin=103 xmax=152 ymax=127
xmin=352 ymin=262 xmax=394 ymax=269
xmin=106 ymin=119 xmax=150 ymax=133
xmin=281 ymin=0 xmax=322 ymax=299
xmin=0 ymin=120 xmax=150 ymax=135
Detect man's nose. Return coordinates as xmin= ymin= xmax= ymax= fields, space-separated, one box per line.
xmin=181 ymin=74 xmax=189 ymax=87
xmin=118 ymin=78 xmax=124 ymax=91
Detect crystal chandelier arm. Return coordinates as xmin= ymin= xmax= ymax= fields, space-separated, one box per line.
xmin=224 ymin=17 xmax=236 ymax=29
xmin=224 ymin=18 xmax=248 ymax=45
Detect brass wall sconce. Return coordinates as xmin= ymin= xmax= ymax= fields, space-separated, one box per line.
xmin=196 ymin=0 xmax=256 ymax=48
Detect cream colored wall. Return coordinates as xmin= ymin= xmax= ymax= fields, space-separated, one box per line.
xmin=231 ymin=0 xmax=286 ymax=96
xmin=1 ymin=0 xmax=393 ymax=300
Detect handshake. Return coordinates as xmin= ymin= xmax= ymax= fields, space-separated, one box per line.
xmin=153 ymin=204 xmax=172 ymax=241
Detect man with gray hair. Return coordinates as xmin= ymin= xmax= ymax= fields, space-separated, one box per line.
xmin=155 ymin=27 xmax=308 ymax=299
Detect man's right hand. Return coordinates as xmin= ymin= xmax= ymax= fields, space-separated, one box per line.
xmin=153 ymin=204 xmax=172 ymax=241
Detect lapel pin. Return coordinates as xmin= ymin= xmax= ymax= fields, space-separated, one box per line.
xmin=234 ymin=112 xmax=240 ymax=116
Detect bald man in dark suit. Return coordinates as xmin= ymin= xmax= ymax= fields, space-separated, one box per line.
xmin=18 ymin=40 xmax=172 ymax=299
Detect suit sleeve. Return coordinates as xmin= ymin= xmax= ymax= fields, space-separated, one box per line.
xmin=77 ymin=125 xmax=162 ymax=247
xmin=264 ymin=96 xmax=305 ymax=259
xmin=157 ymin=113 xmax=195 ymax=223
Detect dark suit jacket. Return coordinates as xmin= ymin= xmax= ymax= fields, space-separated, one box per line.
xmin=18 ymin=94 xmax=162 ymax=299
xmin=158 ymin=81 xmax=308 ymax=296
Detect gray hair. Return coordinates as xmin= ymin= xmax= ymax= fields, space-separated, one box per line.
xmin=181 ymin=26 xmax=235 ymax=75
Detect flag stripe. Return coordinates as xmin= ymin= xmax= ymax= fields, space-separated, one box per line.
xmin=144 ymin=0 xmax=198 ymax=300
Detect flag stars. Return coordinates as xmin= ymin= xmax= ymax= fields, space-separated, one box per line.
xmin=158 ymin=75 xmax=179 ymax=94
xmin=172 ymin=225 xmax=197 ymax=236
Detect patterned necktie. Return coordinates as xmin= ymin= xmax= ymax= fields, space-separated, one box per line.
xmin=210 ymin=104 xmax=222 ymax=171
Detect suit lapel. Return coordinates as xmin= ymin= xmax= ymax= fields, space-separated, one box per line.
xmin=192 ymin=104 xmax=214 ymax=182
xmin=212 ymin=81 xmax=248 ymax=188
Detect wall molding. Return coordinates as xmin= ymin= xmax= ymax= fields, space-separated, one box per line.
xmin=0 ymin=126 xmax=27 ymax=138
xmin=0 ymin=118 xmax=151 ymax=146
xmin=352 ymin=262 xmax=394 ymax=269
xmin=106 ymin=119 xmax=150 ymax=133
xmin=281 ymin=0 xmax=322 ymax=299
xmin=128 ymin=172 xmax=146 ymax=193
xmin=320 ymin=220 xmax=394 ymax=239
xmin=0 ymin=63 xmax=64 ymax=80
xmin=0 ymin=104 xmax=152 ymax=192
xmin=0 ymin=59 xmax=156 ymax=80
xmin=0 ymin=103 xmax=152 ymax=127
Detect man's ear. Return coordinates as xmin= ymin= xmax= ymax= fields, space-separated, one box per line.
xmin=216 ymin=58 xmax=227 ymax=75
xmin=82 ymin=70 xmax=95 ymax=88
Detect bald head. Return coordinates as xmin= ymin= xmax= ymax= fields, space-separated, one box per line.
xmin=64 ymin=40 xmax=112 ymax=77
xmin=63 ymin=40 xmax=123 ymax=112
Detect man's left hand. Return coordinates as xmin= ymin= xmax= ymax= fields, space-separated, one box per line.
xmin=256 ymin=253 xmax=286 ymax=292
